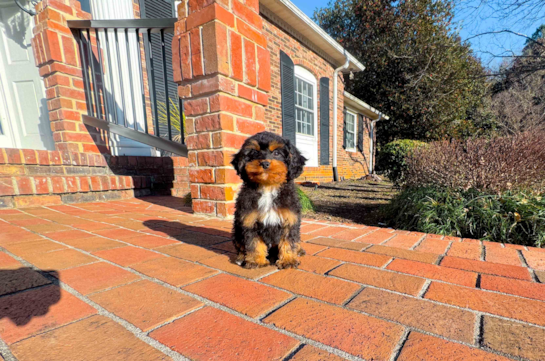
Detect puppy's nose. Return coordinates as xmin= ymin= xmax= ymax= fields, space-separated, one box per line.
xmin=261 ymin=161 xmax=270 ymax=169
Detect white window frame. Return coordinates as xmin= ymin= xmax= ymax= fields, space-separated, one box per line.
xmin=345 ymin=109 xmax=357 ymax=152
xmin=294 ymin=66 xmax=318 ymax=167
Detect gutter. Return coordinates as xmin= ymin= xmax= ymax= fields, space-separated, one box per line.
xmin=332 ymin=53 xmax=350 ymax=182
xmin=369 ymin=114 xmax=382 ymax=174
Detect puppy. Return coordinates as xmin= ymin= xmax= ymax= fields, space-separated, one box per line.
xmin=231 ymin=131 xmax=307 ymax=269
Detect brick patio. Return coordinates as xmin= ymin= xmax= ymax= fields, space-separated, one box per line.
xmin=0 ymin=197 xmax=544 ymax=361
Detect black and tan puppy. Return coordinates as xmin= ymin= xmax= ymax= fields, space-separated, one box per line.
xmin=231 ymin=131 xmax=307 ymax=269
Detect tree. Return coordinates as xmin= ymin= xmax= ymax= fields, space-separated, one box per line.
xmin=314 ymin=0 xmax=491 ymax=145
xmin=456 ymin=1 xmax=545 ymax=78
xmin=490 ymin=26 xmax=545 ymax=134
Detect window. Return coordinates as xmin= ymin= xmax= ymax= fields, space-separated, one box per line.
xmin=345 ymin=111 xmax=356 ymax=151
xmin=293 ymin=66 xmax=318 ymax=167
xmin=295 ymin=77 xmax=314 ymax=136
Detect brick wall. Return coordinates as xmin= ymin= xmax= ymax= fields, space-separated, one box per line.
xmin=262 ymin=18 xmax=372 ymax=183
xmin=0 ymin=148 xmax=189 ymax=209
xmin=174 ymin=0 xmax=271 ymax=217
xmin=0 ymin=0 xmax=192 ymax=209
xmin=31 ymin=0 xmax=110 ymax=154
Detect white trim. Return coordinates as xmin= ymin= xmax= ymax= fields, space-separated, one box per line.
xmin=344 ymin=109 xmax=357 ymax=152
xmin=294 ymin=65 xmax=318 ymax=167
xmin=0 ymin=72 xmax=14 ymax=148
xmin=260 ymin=1 xmax=364 ymax=71
xmin=344 ymin=91 xmax=389 ymax=120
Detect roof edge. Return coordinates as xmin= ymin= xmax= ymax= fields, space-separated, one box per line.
xmin=344 ymin=92 xmax=390 ymax=120
xmin=260 ymin=0 xmax=365 ymax=71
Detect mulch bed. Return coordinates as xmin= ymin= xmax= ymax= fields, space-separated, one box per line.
xmin=300 ymin=179 xmax=398 ymax=226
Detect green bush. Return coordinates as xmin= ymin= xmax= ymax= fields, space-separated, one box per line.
xmin=376 ymin=139 xmax=427 ymax=186
xmin=384 ymin=186 xmax=545 ymax=247
xmin=158 ymin=98 xmax=186 ymax=142
xmin=297 ymin=187 xmax=315 ymax=213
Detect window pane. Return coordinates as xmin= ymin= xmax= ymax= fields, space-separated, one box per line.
xmin=345 ymin=113 xmax=357 ymax=148
xmin=295 ymin=76 xmax=315 ymax=136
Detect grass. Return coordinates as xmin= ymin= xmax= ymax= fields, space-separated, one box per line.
xmin=297 ymin=186 xmax=316 ymax=213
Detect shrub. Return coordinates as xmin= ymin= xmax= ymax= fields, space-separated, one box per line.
xmin=376 ymin=139 xmax=427 ymax=186
xmin=297 ymin=187 xmax=315 ymax=213
xmin=384 ymin=186 xmax=545 ymax=247
xmin=158 ymin=99 xmax=186 ymax=142
xmin=405 ymin=132 xmax=545 ymax=193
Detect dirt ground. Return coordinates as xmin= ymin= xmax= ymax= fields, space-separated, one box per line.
xmin=299 ymin=179 xmax=398 ymax=226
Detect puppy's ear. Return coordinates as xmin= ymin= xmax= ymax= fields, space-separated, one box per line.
xmin=231 ymin=149 xmax=246 ymax=176
xmin=286 ymin=140 xmax=307 ymax=180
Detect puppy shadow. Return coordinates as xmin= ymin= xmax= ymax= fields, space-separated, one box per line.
xmin=0 ymin=269 xmax=60 ymax=326
xmin=143 ymin=219 xmax=232 ymax=250
xmin=142 ymin=220 xmax=289 ymax=267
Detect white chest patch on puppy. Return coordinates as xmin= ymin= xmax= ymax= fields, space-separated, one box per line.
xmin=258 ymin=187 xmax=281 ymax=226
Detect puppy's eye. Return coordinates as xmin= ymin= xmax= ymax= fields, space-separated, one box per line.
xmin=273 ymin=149 xmax=281 ymax=156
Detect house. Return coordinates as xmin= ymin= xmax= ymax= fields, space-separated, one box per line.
xmin=0 ymin=0 xmax=387 ymax=217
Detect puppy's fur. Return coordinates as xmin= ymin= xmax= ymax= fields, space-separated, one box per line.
xmin=231 ymin=132 xmax=307 ymax=269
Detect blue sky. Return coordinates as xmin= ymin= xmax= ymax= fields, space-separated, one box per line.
xmin=291 ymin=0 xmax=544 ymax=70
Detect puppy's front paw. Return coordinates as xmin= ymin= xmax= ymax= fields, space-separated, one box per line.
xmin=297 ymin=247 xmax=306 ymax=256
xmin=243 ymin=260 xmax=270 ymax=269
xmin=235 ymin=253 xmax=245 ymax=266
xmin=276 ymin=258 xmax=300 ymax=269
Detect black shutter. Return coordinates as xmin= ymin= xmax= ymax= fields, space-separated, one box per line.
xmin=280 ymin=51 xmax=296 ymax=145
xmin=319 ymin=77 xmax=330 ymax=165
xmin=342 ymin=108 xmax=347 ymax=149
xmin=357 ymin=114 xmax=364 ymax=152
xmin=141 ymin=0 xmax=178 ymax=140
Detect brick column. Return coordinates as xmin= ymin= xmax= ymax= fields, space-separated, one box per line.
xmin=173 ymin=0 xmax=271 ymax=217
xmin=32 ymin=0 xmax=106 ymax=154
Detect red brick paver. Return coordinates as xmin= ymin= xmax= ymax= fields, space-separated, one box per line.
xmin=264 ymin=298 xmax=404 ymax=360
xmin=482 ymin=316 xmax=545 ymax=361
xmin=261 ymin=269 xmax=360 ymax=305
xmin=441 ymin=256 xmax=531 ymax=280
xmin=55 ymin=262 xmax=141 ymax=295
xmin=150 ymin=307 xmax=298 ymax=361
xmin=425 ymin=282 xmax=545 ymax=326
xmin=0 ymin=197 xmax=542 ymax=361
xmin=366 ymin=244 xmax=439 ymax=263
xmin=348 ymin=288 xmax=475 ymax=342
xmin=387 ymin=258 xmax=478 ymax=287
xmin=11 ymin=316 xmax=171 ymax=361
xmin=0 ymin=286 xmax=96 ymax=344
xmin=184 ymin=274 xmax=291 ymax=317
xmin=330 ymin=263 xmax=426 ymax=296
xmin=290 ymin=345 xmax=346 ymax=361
xmin=397 ymin=332 xmax=510 ymax=361
xmin=317 ymin=247 xmax=391 ymax=267
xmin=89 ymin=280 xmax=202 ymax=331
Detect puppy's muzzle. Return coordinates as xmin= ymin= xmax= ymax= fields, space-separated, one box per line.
xmin=261 ymin=161 xmax=270 ymax=169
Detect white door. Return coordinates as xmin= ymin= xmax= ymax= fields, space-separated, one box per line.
xmin=294 ymin=66 xmax=318 ymax=167
xmin=0 ymin=0 xmax=54 ymax=150
xmin=90 ymin=0 xmax=154 ymax=156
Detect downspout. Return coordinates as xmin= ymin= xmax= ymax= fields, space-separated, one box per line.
xmin=369 ymin=114 xmax=382 ymax=174
xmin=332 ymin=53 xmax=350 ymax=182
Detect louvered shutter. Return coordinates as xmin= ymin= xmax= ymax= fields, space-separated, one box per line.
xmin=141 ymin=0 xmax=178 ymax=139
xmin=357 ymin=114 xmax=364 ymax=152
xmin=280 ymin=51 xmax=296 ymax=145
xmin=319 ymin=77 xmax=330 ymax=165
xmin=342 ymin=108 xmax=347 ymax=149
